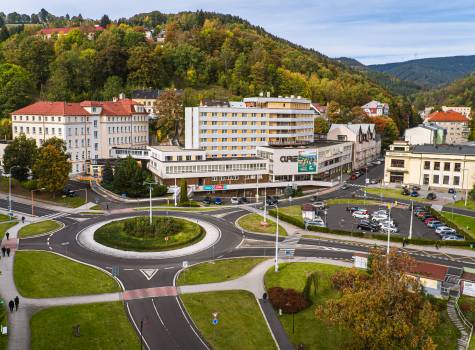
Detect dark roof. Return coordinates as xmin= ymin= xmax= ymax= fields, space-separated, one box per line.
xmin=412 ymin=144 xmax=475 ymax=156
xmin=131 ymin=89 xmax=161 ymax=99
xmin=200 ymin=98 xmax=230 ymax=107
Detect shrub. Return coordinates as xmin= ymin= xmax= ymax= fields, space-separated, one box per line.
xmin=268 ymin=287 xmax=309 ymax=313
xmin=152 ymin=184 xmax=168 ymax=197
xmin=21 ymin=179 xmax=38 ymax=191
xmin=122 ymin=217 xmax=182 ymax=238
xmin=331 ymin=269 xmax=368 ymax=291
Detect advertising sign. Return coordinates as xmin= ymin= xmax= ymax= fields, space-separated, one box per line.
xmin=297 ymin=150 xmax=317 ymax=173
xmin=202 ymin=184 xmax=228 ymax=191
xmin=464 ymin=281 xmax=475 ymax=297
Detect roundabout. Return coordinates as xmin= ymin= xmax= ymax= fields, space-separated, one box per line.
xmin=76 ymin=214 xmax=222 ymax=259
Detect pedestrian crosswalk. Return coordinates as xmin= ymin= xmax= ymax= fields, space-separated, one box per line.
xmin=281 ymin=236 xmax=300 ymax=246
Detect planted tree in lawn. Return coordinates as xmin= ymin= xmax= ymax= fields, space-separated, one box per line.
xmin=3 ymin=133 xmax=37 ymax=180
xmin=102 ymin=160 xmax=114 ymax=184
xmin=32 ymin=144 xmax=71 ymax=195
xmin=113 ymin=156 xmax=146 ymax=198
xmin=179 ymin=178 xmax=188 ymax=205
xmin=316 ymin=249 xmax=439 ymax=350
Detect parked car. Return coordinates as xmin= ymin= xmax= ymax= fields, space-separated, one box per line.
xmin=412 ymin=185 xmax=421 ymax=191
xmin=374 ymin=160 xmax=382 ymax=165
xmin=423 ymin=217 xmax=437 ymax=224
xmin=419 ymin=214 xmax=433 ymax=221
xmin=372 ymin=209 xmax=388 ymax=216
xmin=357 ymin=220 xmax=380 ymax=232
xmin=239 ymin=197 xmax=248 ymax=204
xmin=341 ymin=184 xmax=350 ymax=190
xmin=380 ymin=223 xmax=399 ymax=233
xmin=352 ymin=211 xmax=370 ymax=219
xmin=214 ymin=197 xmax=223 ymax=205
xmin=202 ymin=197 xmax=211 ymax=205
xmin=426 ymin=220 xmax=442 ymax=228
xmin=435 ymin=226 xmax=456 ymax=235
xmin=305 ymin=217 xmax=325 ymax=227
xmin=426 ymin=193 xmax=437 ymax=200
xmin=410 ymin=191 xmax=419 ymax=197
xmin=448 ymin=188 xmax=456 ymax=194
xmin=230 ymin=197 xmax=240 ymax=205
xmin=265 ymin=196 xmax=278 ymax=206
xmin=402 ymin=189 xmax=410 ymax=196
xmin=347 ymin=207 xmax=367 ymax=214
xmin=62 ymin=188 xmax=76 ymax=197
xmin=442 ymin=235 xmax=464 ymax=241
xmin=313 ymin=201 xmax=326 ymax=210
xmin=370 ymin=179 xmax=378 ymax=184
xmin=372 ymin=214 xmax=389 ymax=222
xmin=416 ymin=211 xmax=428 ymax=218
xmin=350 ymin=174 xmax=358 ymax=180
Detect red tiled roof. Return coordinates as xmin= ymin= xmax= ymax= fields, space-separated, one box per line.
xmin=427 ymin=111 xmax=469 ymax=123
xmin=12 ymin=102 xmax=91 ymax=116
xmin=38 ymin=26 xmax=104 ymax=35
xmin=409 ymin=261 xmax=448 ymax=281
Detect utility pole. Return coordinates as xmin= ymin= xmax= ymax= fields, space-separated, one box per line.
xmin=274 ymin=204 xmax=279 ymax=272
xmin=408 ymin=200 xmax=413 ymax=240
xmin=143 ymin=181 xmax=156 ymax=225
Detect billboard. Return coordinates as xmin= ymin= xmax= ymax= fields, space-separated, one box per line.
xmin=297 ymin=150 xmax=317 ymax=173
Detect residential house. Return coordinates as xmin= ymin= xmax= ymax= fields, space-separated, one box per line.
xmin=361 ymin=100 xmax=389 ymax=117
xmin=424 ymin=111 xmax=469 ymax=144
xmin=404 ymin=124 xmax=446 ymax=145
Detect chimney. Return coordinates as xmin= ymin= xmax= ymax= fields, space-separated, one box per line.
xmin=291 ymin=95 xmax=295 ymax=98
xmin=259 ymin=91 xmax=264 ymax=97
xmin=119 ymin=92 xmax=125 ymax=100
xmin=113 ymin=96 xmax=118 ymax=102
xmin=266 ymin=91 xmax=270 ymax=98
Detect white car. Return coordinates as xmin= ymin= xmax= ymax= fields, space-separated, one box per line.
xmin=377 ymin=219 xmax=396 ymax=227
xmin=380 ymin=223 xmax=399 ymax=233
xmin=372 ymin=210 xmax=388 ymax=216
xmin=230 ymin=197 xmax=240 ymax=204
xmin=442 ymin=235 xmax=464 ymax=241
xmin=305 ymin=217 xmax=325 ymax=227
xmin=352 ymin=211 xmax=370 ymax=219
xmin=372 ymin=214 xmax=389 ymax=222
xmin=435 ymin=226 xmax=456 ymax=235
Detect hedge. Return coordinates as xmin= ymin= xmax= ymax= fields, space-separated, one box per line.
xmin=268 ymin=208 xmax=475 ymax=248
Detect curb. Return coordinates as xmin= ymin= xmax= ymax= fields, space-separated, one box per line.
xmin=19 ymin=220 xmax=65 ymax=240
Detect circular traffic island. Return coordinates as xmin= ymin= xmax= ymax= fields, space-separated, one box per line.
xmin=94 ymin=216 xmax=204 ymax=252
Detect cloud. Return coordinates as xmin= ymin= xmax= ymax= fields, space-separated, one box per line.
xmin=3 ymin=0 xmax=475 ymax=64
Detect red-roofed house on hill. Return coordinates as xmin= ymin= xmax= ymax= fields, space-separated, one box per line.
xmin=11 ymin=96 xmax=149 ymax=175
xmin=37 ymin=25 xmax=104 ymax=40
xmin=425 ymin=111 xmax=470 ymax=144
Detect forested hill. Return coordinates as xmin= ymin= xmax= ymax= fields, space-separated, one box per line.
xmin=0 ymin=10 xmax=413 ymax=133
xmin=369 ymin=55 xmax=475 ymax=88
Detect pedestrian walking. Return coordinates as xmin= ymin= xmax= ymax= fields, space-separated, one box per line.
xmin=1 ymin=246 xmax=5 ymax=257
xmin=8 ymin=300 xmax=14 ymax=313
xmin=435 ymin=241 xmax=439 ymax=250
xmin=21 ymin=216 xmax=25 ymax=224
xmin=6 ymin=247 xmax=10 ymax=257
xmin=14 ymin=296 xmax=19 ymax=311
xmin=5 ymin=232 xmax=9 ymax=240
xmin=106 ymin=204 xmax=109 ymax=211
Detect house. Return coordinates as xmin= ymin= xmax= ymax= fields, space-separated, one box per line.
xmin=310 ymin=103 xmax=328 ymax=119
xmin=442 ymin=106 xmax=471 ymax=119
xmin=37 ymin=25 xmax=104 ymax=40
xmin=404 ymin=124 xmax=446 ymax=145
xmin=131 ymin=89 xmax=161 ymax=117
xmin=327 ymin=123 xmax=381 ymax=170
xmin=424 ymin=111 xmax=470 ymax=144
xmin=361 ymin=100 xmax=389 ymax=117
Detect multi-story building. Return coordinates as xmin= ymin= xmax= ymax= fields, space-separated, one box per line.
xmin=185 ymin=96 xmax=315 ymax=158
xmin=404 ymin=124 xmax=446 ymax=145
xmin=327 ymin=123 xmax=381 ymax=170
xmin=131 ymin=90 xmax=161 ymax=116
xmin=442 ymin=106 xmax=472 ymax=119
xmin=361 ymin=100 xmax=389 ymax=117
xmin=424 ymin=111 xmax=469 ymax=144
xmin=11 ymin=97 xmax=149 ymax=175
xmin=383 ymin=140 xmax=475 ymax=190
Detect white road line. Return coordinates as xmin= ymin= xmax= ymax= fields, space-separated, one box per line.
xmin=151 ymin=299 xmax=165 ymax=327
xmin=175 ymin=296 xmax=210 ymax=350
xmin=48 ymin=246 xmax=52 ymax=250
xmin=123 ymin=268 xmax=134 ymax=271
xmin=126 ymin=302 xmax=151 ymax=350
xmin=163 ymin=266 xmax=175 ymax=270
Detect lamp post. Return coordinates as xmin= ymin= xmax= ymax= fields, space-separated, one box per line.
xmin=31 ymin=188 xmax=46 ymax=216
xmin=73 ymin=188 xmax=88 ymax=203
xmin=263 ymin=187 xmax=267 ymax=224
xmin=274 ymin=204 xmax=280 ymax=273
xmin=174 ymin=178 xmax=177 ymax=207
xmin=386 ymin=203 xmax=392 ymax=264
xmin=464 ymin=168 xmax=469 ymax=207
xmin=7 ymin=165 xmax=20 ymax=219
xmin=408 ymin=200 xmax=413 ymax=240
xmin=144 ymin=181 xmax=157 ymax=225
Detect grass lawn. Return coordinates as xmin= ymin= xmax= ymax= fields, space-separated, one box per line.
xmin=440 ymin=212 xmax=475 ymax=239
xmin=0 ymin=222 xmax=17 ymax=240
xmin=0 ymin=301 xmax=7 ymax=350
xmin=54 ymin=196 xmax=86 ymax=208
xmin=0 ymin=214 xmax=11 ymax=222
xmin=177 ymin=258 xmax=267 ymax=286
xmin=274 ymin=205 xmax=304 ymax=225
xmin=264 ymin=262 xmax=459 ymax=350
xmin=14 ymin=251 xmax=120 ymax=298
xmin=449 ymin=200 xmax=475 ymax=211
xmin=459 ymin=296 xmax=475 ymax=350
xmin=366 ymin=187 xmax=428 ymax=203
xmin=181 ymin=291 xmax=276 ymax=350
xmin=89 ymin=205 xmax=102 ymax=210
xmin=18 ymin=220 xmax=62 ymax=238
xmin=94 ymin=216 xmax=204 ymax=252
xmin=30 ymin=302 xmax=138 ymax=350
xmin=237 ymin=213 xmax=287 ymax=236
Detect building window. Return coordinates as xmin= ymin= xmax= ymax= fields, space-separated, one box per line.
xmin=433 ymin=175 xmax=439 ymax=184
xmin=443 ymin=175 xmax=450 ymax=185
xmin=390 ymin=159 xmax=404 ymax=168
xmin=423 ymin=174 xmax=429 ymax=185
xmin=433 ymin=162 xmax=440 ymax=170
xmin=453 ymin=176 xmax=460 ymax=186
xmin=424 ymin=161 xmax=430 ymax=170
xmin=454 ymin=163 xmax=461 ymax=172
xmin=444 ymin=162 xmax=450 ymax=171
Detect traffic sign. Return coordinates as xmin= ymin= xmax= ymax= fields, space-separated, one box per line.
xmin=212 ymin=319 xmax=219 ymax=325
xmin=182 ymin=261 xmax=189 ymax=268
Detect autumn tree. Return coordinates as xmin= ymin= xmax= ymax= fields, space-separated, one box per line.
xmin=314 ymin=118 xmax=330 ymax=134
xmin=155 ymin=89 xmax=184 ymax=145
xmin=33 ymin=144 xmax=71 ymax=194
xmin=316 ymin=249 xmax=439 ymax=350
xmin=3 ymin=134 xmax=37 ymax=180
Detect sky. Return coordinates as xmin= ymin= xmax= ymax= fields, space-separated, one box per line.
xmin=3 ymin=0 xmax=475 ymax=64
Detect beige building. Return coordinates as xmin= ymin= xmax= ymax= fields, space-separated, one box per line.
xmin=383 ymin=141 xmax=475 ymax=190
xmin=442 ymin=106 xmax=472 ymax=119
xmin=131 ymin=90 xmax=160 ymax=116
xmin=425 ymin=111 xmax=470 ymax=144
xmin=11 ymin=98 xmax=149 ymax=175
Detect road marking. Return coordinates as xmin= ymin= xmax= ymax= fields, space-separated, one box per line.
xmin=126 ymin=302 xmax=151 ymax=350
xmin=175 ymin=296 xmax=210 ymax=350
xmin=139 ymin=269 xmax=159 ymax=281
xmin=163 ymin=266 xmax=175 ymax=270
xmin=151 ymin=299 xmax=165 ymax=327
xmin=123 ymin=268 xmax=134 ymax=271
xmin=48 ymin=246 xmax=52 ymax=250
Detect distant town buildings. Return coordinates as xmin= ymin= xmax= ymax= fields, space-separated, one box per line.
xmin=327 ymin=123 xmax=381 ymax=170
xmin=424 ymin=111 xmax=469 ymax=144
xmin=310 ymin=103 xmax=328 ymax=119
xmin=404 ymin=124 xmax=446 ymax=145
xmin=11 ymin=96 xmax=149 ymax=175
xmin=361 ymin=100 xmax=389 ymax=117
xmin=37 ymin=25 xmax=104 ymax=40
xmin=442 ymin=106 xmax=472 ymax=119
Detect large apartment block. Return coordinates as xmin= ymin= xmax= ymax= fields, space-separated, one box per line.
xmin=11 ymin=97 xmax=149 ymax=174
xmin=185 ymin=96 xmax=315 ymax=158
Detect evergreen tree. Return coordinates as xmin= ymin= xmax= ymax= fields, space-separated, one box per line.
xmin=100 ymin=14 xmax=111 ymax=28
xmin=179 ymin=179 xmax=188 ymax=204
xmin=3 ymin=134 xmax=37 ymax=180
xmin=102 ymin=160 xmax=114 ymax=184
xmin=113 ymin=156 xmax=146 ymax=198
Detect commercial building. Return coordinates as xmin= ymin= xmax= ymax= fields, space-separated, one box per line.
xmin=404 ymin=124 xmax=446 ymax=145
xmin=361 ymin=100 xmax=389 ymax=117
xmin=383 ymin=141 xmax=475 ymax=190
xmin=327 ymin=123 xmax=381 ymax=170
xmin=11 ymin=97 xmax=149 ymax=175
xmin=185 ymin=96 xmax=315 ymax=158
xmin=424 ymin=111 xmax=470 ymax=144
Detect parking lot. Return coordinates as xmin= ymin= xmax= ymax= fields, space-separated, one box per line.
xmin=315 ymin=204 xmax=439 ymax=240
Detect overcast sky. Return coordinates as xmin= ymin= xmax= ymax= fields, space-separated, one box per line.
xmin=3 ymin=0 xmax=475 ymax=64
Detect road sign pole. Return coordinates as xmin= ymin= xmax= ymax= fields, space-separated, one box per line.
xmin=274 ymin=205 xmax=279 ymax=273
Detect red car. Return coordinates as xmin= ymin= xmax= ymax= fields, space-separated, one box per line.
xmin=416 ymin=212 xmax=428 ymax=218
xmin=424 ymin=217 xmax=437 ymax=224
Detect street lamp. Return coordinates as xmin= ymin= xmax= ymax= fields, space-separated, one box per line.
xmin=31 ymin=188 xmax=46 ymax=216
xmin=73 ymin=188 xmax=88 ymax=204
xmin=143 ymin=181 xmax=157 ymax=225
xmin=273 ymin=203 xmax=280 ymax=273
xmin=6 ymin=165 xmax=20 ymax=218
xmin=408 ymin=200 xmax=413 ymax=240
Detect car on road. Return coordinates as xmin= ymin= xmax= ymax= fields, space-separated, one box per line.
xmin=410 ymin=191 xmax=419 ymax=197
xmin=380 ymin=223 xmax=399 ymax=233
xmin=426 ymin=193 xmax=437 ymax=200
xmin=448 ymin=188 xmax=456 ymax=194
xmin=305 ymin=217 xmax=325 ymax=227
xmin=341 ymin=184 xmax=350 ymax=190
xmin=442 ymin=235 xmax=464 ymax=241
xmin=214 ymin=197 xmax=223 ymax=205
xmin=230 ymin=197 xmax=240 ymax=204
xmin=239 ymin=197 xmax=248 ymax=204
xmin=352 ymin=211 xmax=370 ymax=219
xmin=312 ymin=201 xmax=326 ymax=210
xmin=357 ymin=220 xmax=380 ymax=232
xmin=265 ymin=196 xmax=278 ymax=206
xmin=435 ymin=226 xmax=456 ymax=235
xmin=347 ymin=207 xmax=368 ymax=214
xmin=374 ymin=160 xmax=382 ymax=165
xmin=62 ymin=188 xmax=76 ymax=197
xmin=202 ymin=197 xmax=211 ymax=205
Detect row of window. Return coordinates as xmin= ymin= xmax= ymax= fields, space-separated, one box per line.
xmin=201 ymin=137 xmax=267 ymax=143
xmin=14 ymin=126 xmax=62 ymax=136
xmin=13 ymin=115 xmax=147 ymax=123
xmin=163 ymin=163 xmax=267 ymax=174
xmin=423 ymin=174 xmax=461 ymax=186
xmin=108 ymin=136 xmax=147 ymax=145
xmin=423 ymin=161 xmax=462 ymax=172
xmin=108 ymin=125 xmax=147 ymax=133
